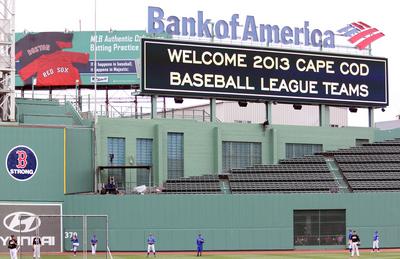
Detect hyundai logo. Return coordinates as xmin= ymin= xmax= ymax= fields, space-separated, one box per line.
xmin=3 ymin=212 xmax=41 ymax=233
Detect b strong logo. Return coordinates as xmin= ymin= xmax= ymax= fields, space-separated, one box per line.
xmin=5 ymin=145 xmax=38 ymax=181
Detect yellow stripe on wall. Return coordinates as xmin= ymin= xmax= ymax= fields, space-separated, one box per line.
xmin=64 ymin=128 xmax=66 ymax=194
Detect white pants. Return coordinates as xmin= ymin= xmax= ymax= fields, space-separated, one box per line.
xmin=147 ymin=244 xmax=155 ymax=253
xmin=91 ymin=244 xmax=97 ymax=255
xmin=9 ymin=248 xmax=17 ymax=259
xmin=373 ymin=240 xmax=379 ymax=250
xmin=33 ymin=245 xmax=41 ymax=258
xmin=73 ymin=243 xmax=79 ymax=252
xmin=351 ymin=242 xmax=359 ymax=256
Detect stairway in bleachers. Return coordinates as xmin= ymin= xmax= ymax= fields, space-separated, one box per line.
xmin=324 ymin=157 xmax=351 ymax=193
xmin=219 ymin=179 xmax=231 ymax=194
xmin=320 ymin=138 xmax=400 ymax=192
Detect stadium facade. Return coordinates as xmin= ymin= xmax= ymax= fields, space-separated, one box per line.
xmin=1 ymin=5 xmax=397 ymax=252
xmin=1 ymin=98 xmax=400 ymax=251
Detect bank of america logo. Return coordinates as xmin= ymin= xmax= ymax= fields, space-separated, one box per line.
xmin=338 ymin=22 xmax=384 ymax=50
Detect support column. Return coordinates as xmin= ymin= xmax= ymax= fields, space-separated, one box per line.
xmin=78 ymin=87 xmax=82 ymax=110
xmin=271 ymin=128 xmax=278 ymax=164
xmin=319 ymin=104 xmax=330 ymax=127
xmin=151 ymin=95 xmax=158 ymax=119
xmin=105 ymin=87 xmax=109 ymax=117
xmin=154 ymin=124 xmax=164 ymax=185
xmin=265 ymin=101 xmax=272 ymax=124
xmin=368 ymin=107 xmax=375 ymax=128
xmin=210 ymin=98 xmax=216 ymax=122
xmin=213 ymin=127 xmax=222 ymax=174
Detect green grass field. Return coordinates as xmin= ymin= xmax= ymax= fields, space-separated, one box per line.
xmin=2 ymin=252 xmax=400 ymax=259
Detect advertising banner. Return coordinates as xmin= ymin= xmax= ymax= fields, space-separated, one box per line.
xmin=15 ymin=30 xmax=153 ymax=88
xmin=0 ymin=203 xmax=62 ymax=252
xmin=141 ymin=38 xmax=388 ymax=107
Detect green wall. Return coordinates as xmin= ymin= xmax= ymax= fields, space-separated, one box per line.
xmin=66 ymin=127 xmax=94 ymax=194
xmin=0 ymin=125 xmax=93 ymax=200
xmin=96 ymin=118 xmax=376 ymax=184
xmin=63 ymin=192 xmax=400 ymax=251
xmin=0 ymin=125 xmax=65 ymax=201
xmin=375 ymin=128 xmax=400 ymax=142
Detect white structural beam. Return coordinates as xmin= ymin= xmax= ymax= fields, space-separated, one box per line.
xmin=0 ymin=0 xmax=15 ymax=122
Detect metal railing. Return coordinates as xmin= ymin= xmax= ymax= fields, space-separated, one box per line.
xmin=16 ymin=90 xmax=217 ymax=122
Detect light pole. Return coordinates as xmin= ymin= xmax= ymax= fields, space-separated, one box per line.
xmin=32 ymin=77 xmax=36 ymax=99
xmin=94 ymin=0 xmax=97 ymax=121
xmin=75 ymin=79 xmax=79 ymax=110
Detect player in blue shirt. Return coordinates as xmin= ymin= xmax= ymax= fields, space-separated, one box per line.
xmin=196 ymin=234 xmax=205 ymax=256
xmin=71 ymin=234 xmax=79 ymax=256
xmin=91 ymin=234 xmax=98 ymax=255
xmin=146 ymin=233 xmax=156 ymax=257
xmin=348 ymin=229 xmax=353 ymax=254
xmin=372 ymin=231 xmax=380 ymax=252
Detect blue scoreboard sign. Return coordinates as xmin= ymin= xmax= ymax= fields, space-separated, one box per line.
xmin=141 ymin=38 xmax=388 ymax=107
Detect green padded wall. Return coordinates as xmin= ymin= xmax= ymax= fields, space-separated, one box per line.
xmin=63 ymin=192 xmax=400 ymax=251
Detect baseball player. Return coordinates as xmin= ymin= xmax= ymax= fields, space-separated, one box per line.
xmin=32 ymin=235 xmax=42 ymax=259
xmin=348 ymin=229 xmax=353 ymax=254
xmin=146 ymin=233 xmax=156 ymax=257
xmin=350 ymin=230 xmax=361 ymax=257
xmin=196 ymin=234 xmax=205 ymax=256
xmin=71 ymin=234 xmax=80 ymax=256
xmin=91 ymin=234 xmax=98 ymax=255
xmin=372 ymin=231 xmax=380 ymax=252
xmin=8 ymin=235 xmax=18 ymax=259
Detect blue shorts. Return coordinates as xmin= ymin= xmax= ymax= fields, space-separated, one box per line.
xmin=197 ymin=246 xmax=203 ymax=252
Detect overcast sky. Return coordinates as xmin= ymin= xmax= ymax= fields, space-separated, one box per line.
xmin=15 ymin=0 xmax=399 ymax=126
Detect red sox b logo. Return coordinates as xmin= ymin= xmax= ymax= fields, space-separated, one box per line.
xmin=5 ymin=145 xmax=38 ymax=181
xmin=16 ymin=150 xmax=28 ymax=169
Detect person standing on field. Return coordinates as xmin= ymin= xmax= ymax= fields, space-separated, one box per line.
xmin=8 ymin=235 xmax=18 ymax=259
xmin=71 ymin=234 xmax=79 ymax=256
xmin=91 ymin=234 xmax=98 ymax=255
xmin=372 ymin=231 xmax=380 ymax=252
xmin=196 ymin=234 xmax=205 ymax=256
xmin=146 ymin=233 xmax=156 ymax=257
xmin=350 ymin=230 xmax=361 ymax=257
xmin=32 ymin=235 xmax=41 ymax=259
xmin=348 ymin=229 xmax=353 ymax=254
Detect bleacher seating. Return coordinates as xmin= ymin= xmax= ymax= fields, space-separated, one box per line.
xmin=279 ymin=155 xmax=326 ymax=164
xmin=163 ymin=175 xmax=221 ymax=194
xmin=231 ymin=164 xmax=330 ymax=173
xmin=321 ymin=146 xmax=400 ymax=155
xmin=228 ymin=163 xmax=335 ymax=193
xmin=230 ymin=181 xmax=337 ymax=193
xmin=228 ymin=173 xmax=333 ymax=182
xmin=161 ymin=138 xmax=400 ymax=194
xmin=334 ymin=154 xmax=400 ymax=163
xmin=330 ymin=139 xmax=400 ymax=192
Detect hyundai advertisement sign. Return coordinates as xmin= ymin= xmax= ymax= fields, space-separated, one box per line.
xmin=0 ymin=203 xmax=62 ymax=252
xmin=141 ymin=38 xmax=388 ymax=107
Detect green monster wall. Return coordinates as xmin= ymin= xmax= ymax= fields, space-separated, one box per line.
xmin=63 ymin=192 xmax=400 ymax=251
